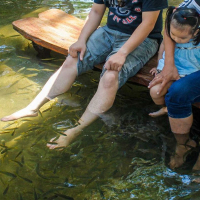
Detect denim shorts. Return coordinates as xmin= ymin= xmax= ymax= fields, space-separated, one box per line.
xmin=165 ymin=70 xmax=200 ymax=118
xmin=77 ymin=25 xmax=158 ymax=88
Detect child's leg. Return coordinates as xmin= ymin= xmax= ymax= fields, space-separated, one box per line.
xmin=149 ymin=107 xmax=168 ymax=117
xmin=150 ymin=82 xmax=173 ymax=105
xmin=149 ymin=81 xmax=173 ymax=117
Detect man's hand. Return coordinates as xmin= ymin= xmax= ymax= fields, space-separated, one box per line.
xmin=69 ymin=40 xmax=86 ymax=61
xmin=104 ymin=52 xmax=126 ymax=71
xmin=148 ymin=64 xmax=180 ymax=94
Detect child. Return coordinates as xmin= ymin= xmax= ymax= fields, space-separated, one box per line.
xmin=149 ymin=6 xmax=200 ymax=118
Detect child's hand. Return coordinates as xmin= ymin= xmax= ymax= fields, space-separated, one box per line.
xmin=149 ymin=68 xmax=157 ymax=76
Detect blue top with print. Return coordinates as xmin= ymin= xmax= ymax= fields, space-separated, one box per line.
xmin=94 ymin=0 xmax=168 ymax=40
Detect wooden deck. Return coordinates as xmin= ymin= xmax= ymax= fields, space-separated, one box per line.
xmin=12 ymin=8 xmax=155 ymax=87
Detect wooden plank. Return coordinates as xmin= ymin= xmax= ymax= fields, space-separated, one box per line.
xmin=12 ymin=9 xmax=84 ymax=55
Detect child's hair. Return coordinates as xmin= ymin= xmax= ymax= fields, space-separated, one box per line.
xmin=166 ymin=6 xmax=200 ymax=45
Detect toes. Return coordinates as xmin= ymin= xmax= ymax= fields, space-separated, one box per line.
xmin=47 ymin=137 xmax=57 ymax=148
xmin=47 ymin=137 xmax=65 ymax=150
xmin=1 ymin=116 xmax=12 ymax=122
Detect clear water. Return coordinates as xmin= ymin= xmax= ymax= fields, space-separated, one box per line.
xmin=0 ymin=0 xmax=200 ymax=199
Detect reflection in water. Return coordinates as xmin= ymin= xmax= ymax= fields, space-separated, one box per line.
xmin=0 ymin=0 xmax=200 ymax=199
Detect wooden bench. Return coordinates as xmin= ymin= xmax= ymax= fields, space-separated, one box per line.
xmin=12 ymin=8 xmax=200 ymax=109
xmin=12 ymin=8 xmax=155 ymax=87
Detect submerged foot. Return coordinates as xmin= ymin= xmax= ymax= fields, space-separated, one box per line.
xmin=1 ymin=108 xmax=38 ymax=122
xmin=169 ymin=139 xmax=197 ymax=169
xmin=149 ymin=107 xmax=167 ymax=118
xmin=47 ymin=129 xmax=81 ymax=150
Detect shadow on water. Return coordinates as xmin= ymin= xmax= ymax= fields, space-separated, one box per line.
xmin=1 ymin=0 xmax=200 ymax=199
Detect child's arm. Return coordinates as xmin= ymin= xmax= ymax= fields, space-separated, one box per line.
xmin=105 ymin=10 xmax=161 ymax=71
xmin=158 ymin=41 xmax=164 ymax=61
xmin=149 ymin=41 xmax=165 ymax=76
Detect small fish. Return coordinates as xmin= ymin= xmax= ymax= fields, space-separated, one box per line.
xmin=54 ymin=193 xmax=74 ymax=200
xmin=59 ymin=105 xmax=68 ymax=113
xmin=26 ymin=68 xmax=40 ymax=72
xmin=91 ymin=79 xmax=99 ymax=83
xmin=17 ymin=56 xmax=30 ymax=60
xmin=18 ymin=192 xmax=23 ymax=200
xmin=34 ymin=188 xmax=38 ymax=200
xmin=1 ymin=148 xmax=8 ymax=154
xmin=15 ymin=150 xmax=23 ymax=159
xmin=19 ymin=84 xmax=34 ymax=89
xmin=0 ymin=171 xmax=17 ymax=178
xmin=35 ymin=163 xmax=49 ymax=180
xmin=26 ymin=73 xmax=38 ymax=78
xmin=8 ymin=34 xmax=20 ymax=38
xmin=53 ymin=131 xmax=66 ymax=136
xmin=41 ymin=68 xmax=54 ymax=72
xmin=45 ymin=194 xmax=58 ymax=200
xmin=75 ymin=87 xmax=81 ymax=95
xmin=17 ymin=67 xmax=26 ymax=72
xmin=3 ymin=184 xmax=9 ymax=195
xmin=38 ymin=109 xmax=43 ymax=118
xmin=85 ymin=175 xmax=99 ymax=187
xmin=2 ymin=121 xmax=18 ymax=129
xmin=27 ymin=127 xmax=41 ymax=132
xmin=47 ymin=141 xmax=58 ymax=145
xmin=21 ymin=156 xmax=25 ymax=164
xmin=42 ymin=107 xmax=52 ymax=113
xmin=0 ymin=131 xmax=12 ymax=134
xmin=11 ymin=129 xmax=16 ymax=136
xmin=42 ymin=188 xmax=64 ymax=198
xmin=8 ymin=80 xmax=21 ymax=88
xmin=41 ymin=57 xmax=55 ymax=61
xmin=18 ymin=174 xmax=33 ymax=183
xmin=11 ymin=160 xmax=23 ymax=167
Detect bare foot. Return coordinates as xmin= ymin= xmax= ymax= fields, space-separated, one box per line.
xmin=169 ymin=139 xmax=197 ymax=169
xmin=149 ymin=107 xmax=167 ymax=118
xmin=47 ymin=128 xmax=81 ymax=149
xmin=1 ymin=108 xmax=38 ymax=122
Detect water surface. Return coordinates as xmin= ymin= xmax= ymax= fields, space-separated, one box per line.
xmin=0 ymin=0 xmax=200 ymax=199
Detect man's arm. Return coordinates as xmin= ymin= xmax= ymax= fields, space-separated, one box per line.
xmin=105 ymin=10 xmax=161 ymax=71
xmin=148 ymin=29 xmax=180 ymax=93
xmin=69 ymin=3 xmax=106 ymax=60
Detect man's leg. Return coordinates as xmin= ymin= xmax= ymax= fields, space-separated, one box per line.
xmin=1 ymin=56 xmax=78 ymax=121
xmin=47 ymin=36 xmax=159 ymax=149
xmin=47 ymin=70 xmax=119 ymax=149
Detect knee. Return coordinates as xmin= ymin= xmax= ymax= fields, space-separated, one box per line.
xmin=62 ymin=55 xmax=77 ymax=69
xmin=102 ymin=71 xmax=118 ymax=89
xmin=150 ymin=85 xmax=160 ymax=100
